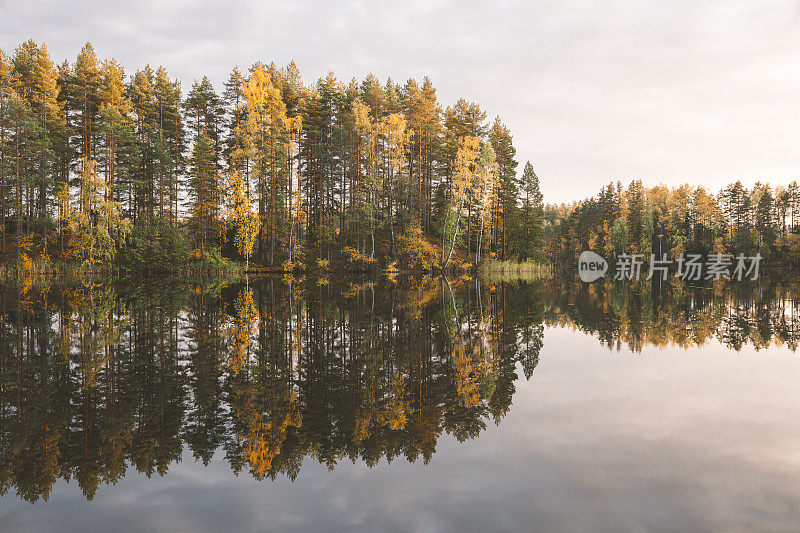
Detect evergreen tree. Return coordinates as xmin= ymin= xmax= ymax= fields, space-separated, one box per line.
xmin=488 ymin=117 xmax=518 ymax=259
xmin=187 ymin=134 xmax=219 ymax=256
xmin=754 ymin=184 xmax=777 ymax=252
xmin=71 ymin=42 xmax=102 ymax=177
xmin=721 ymin=180 xmax=752 ymax=252
xmin=153 ymin=66 xmax=183 ymax=221
xmin=625 ymin=180 xmax=646 ymax=254
xmin=515 ymin=161 xmax=544 ymax=260
xmin=0 ymin=50 xmax=14 ymax=253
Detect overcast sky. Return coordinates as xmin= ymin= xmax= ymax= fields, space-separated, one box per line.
xmin=2 ymin=0 xmax=799 ymax=204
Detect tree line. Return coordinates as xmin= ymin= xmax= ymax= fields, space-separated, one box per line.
xmin=0 ymin=40 xmax=545 ymax=273
xmin=545 ymin=179 xmax=800 ymax=269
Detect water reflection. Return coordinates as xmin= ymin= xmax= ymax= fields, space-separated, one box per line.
xmin=0 ymin=276 xmax=797 ymax=503
xmin=543 ymin=278 xmax=800 ymax=352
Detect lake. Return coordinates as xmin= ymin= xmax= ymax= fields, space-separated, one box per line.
xmin=0 ymin=276 xmax=799 ymax=532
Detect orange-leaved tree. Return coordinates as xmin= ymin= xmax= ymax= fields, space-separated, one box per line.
xmin=227 ymin=169 xmax=260 ymax=270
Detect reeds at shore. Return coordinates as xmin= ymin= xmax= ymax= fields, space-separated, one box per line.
xmin=479 ymin=260 xmax=553 ymax=281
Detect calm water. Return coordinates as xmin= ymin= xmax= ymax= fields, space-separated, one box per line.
xmin=0 ymin=276 xmax=799 ymax=532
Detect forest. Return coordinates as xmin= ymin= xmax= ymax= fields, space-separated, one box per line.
xmin=545 ymin=179 xmax=800 ymax=270
xmin=2 ymin=40 xmax=797 ymax=278
xmin=0 ymin=40 xmax=545 ymax=275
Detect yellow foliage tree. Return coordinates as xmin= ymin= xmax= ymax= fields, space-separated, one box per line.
xmin=227 ymin=169 xmax=261 ymax=270
xmin=239 ymin=66 xmax=290 ymax=265
xmin=473 ymin=143 xmax=498 ymax=263
xmin=229 ymin=287 xmax=258 ymax=375
xmin=241 ymin=391 xmax=302 ymax=478
xmin=442 ymin=136 xmax=481 ymax=268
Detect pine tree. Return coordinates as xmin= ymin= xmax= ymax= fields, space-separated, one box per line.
xmin=0 ymin=49 xmax=17 ymax=254
xmin=11 ymin=41 xmax=41 ymax=255
xmin=626 ymin=180 xmax=646 ymax=254
xmin=98 ymin=59 xmax=130 ymax=205
xmin=223 ymin=66 xmax=246 ymax=173
xmin=72 ymin=42 xmax=102 ymax=202
xmin=31 ymin=44 xmax=64 ymax=248
xmin=6 ymin=93 xmax=37 ymax=261
xmin=754 ymin=184 xmax=777 ymax=251
xmin=378 ymin=112 xmax=411 ymax=260
xmin=183 ymin=76 xmax=223 ymax=146
xmin=721 ymin=180 xmax=752 ymax=252
xmin=402 ymin=77 xmax=442 ymax=233
xmin=128 ymin=67 xmax=159 ymax=222
xmin=154 ymin=66 xmax=183 ymax=221
xmin=488 ymin=117 xmax=518 ymax=259
xmin=517 ymin=161 xmax=544 ymax=260
xmin=787 ymin=181 xmax=800 ymax=234
xmin=188 ymin=134 xmax=219 ymax=257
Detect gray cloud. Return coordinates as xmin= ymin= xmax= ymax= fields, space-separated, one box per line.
xmin=1 ymin=0 xmax=799 ymax=203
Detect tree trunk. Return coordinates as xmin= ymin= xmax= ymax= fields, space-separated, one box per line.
xmin=442 ymin=195 xmax=465 ymax=269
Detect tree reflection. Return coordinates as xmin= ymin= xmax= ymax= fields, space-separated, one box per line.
xmin=2 ymin=276 xmax=798 ymax=502
xmin=541 ymin=278 xmax=800 ymax=353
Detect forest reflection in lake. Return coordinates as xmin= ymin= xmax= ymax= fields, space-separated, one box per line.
xmin=0 ymin=275 xmax=799 ymax=530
